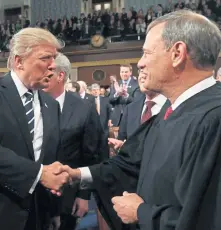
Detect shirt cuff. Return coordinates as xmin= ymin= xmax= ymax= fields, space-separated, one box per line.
xmin=79 ymin=167 xmax=93 ymax=190
xmin=29 ymin=164 xmax=43 ymax=194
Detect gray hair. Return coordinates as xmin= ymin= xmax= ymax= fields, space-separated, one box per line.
xmin=91 ymin=83 xmax=100 ymax=90
xmin=147 ymin=10 xmax=221 ymax=70
xmin=55 ymin=53 xmax=71 ymax=82
xmin=8 ymin=27 xmax=61 ymax=70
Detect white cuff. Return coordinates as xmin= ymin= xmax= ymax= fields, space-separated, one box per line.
xmin=79 ymin=167 xmax=93 ymax=189
xmin=29 ymin=164 xmax=43 ymax=194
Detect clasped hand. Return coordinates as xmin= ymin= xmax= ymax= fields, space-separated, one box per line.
xmin=40 ymin=162 xmax=80 ymax=196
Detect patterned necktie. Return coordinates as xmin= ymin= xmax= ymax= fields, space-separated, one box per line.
xmin=164 ymin=106 xmax=173 ymax=120
xmin=141 ymin=101 xmax=155 ymax=123
xmin=24 ymin=90 xmax=35 ymax=140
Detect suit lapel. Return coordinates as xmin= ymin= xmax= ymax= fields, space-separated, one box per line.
xmin=38 ymin=91 xmax=51 ymax=163
xmin=61 ymin=92 xmax=73 ymax=129
xmin=0 ymin=73 xmax=35 ymax=160
xmin=99 ymin=96 xmax=103 ymax=115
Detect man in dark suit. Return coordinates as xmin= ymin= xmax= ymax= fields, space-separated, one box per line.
xmin=91 ymin=83 xmax=112 ymax=139
xmin=0 ymin=28 xmax=69 ymax=230
xmin=77 ymin=80 xmax=95 ymax=104
xmin=43 ymin=53 xmax=106 ymax=230
xmin=109 ymin=65 xmax=143 ymax=126
xmin=57 ymin=10 xmax=221 ymax=230
xmin=109 ymin=75 xmax=166 ymax=149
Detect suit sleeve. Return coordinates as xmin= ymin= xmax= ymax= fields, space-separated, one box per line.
xmin=118 ymin=105 xmax=128 ymax=141
xmin=88 ymin=121 xmax=153 ymax=229
xmin=107 ymin=101 xmax=112 ymax=121
xmin=137 ymin=117 xmax=221 ymax=230
xmin=0 ymin=146 xmax=41 ymax=199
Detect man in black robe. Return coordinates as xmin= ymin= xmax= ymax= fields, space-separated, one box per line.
xmin=57 ymin=10 xmax=221 ymax=230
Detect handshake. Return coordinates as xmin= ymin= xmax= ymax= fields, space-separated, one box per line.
xmin=40 ymin=162 xmax=81 ymax=196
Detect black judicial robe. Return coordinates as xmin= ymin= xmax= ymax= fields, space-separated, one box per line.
xmin=90 ymin=83 xmax=221 ymax=230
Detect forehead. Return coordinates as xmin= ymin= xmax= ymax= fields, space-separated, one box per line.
xmin=143 ymin=24 xmax=164 ymax=50
xmin=31 ymin=44 xmax=57 ymax=56
xmin=120 ymin=67 xmax=131 ymax=72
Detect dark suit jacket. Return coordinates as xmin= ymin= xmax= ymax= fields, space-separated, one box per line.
xmin=57 ymin=92 xmax=107 ymax=214
xmin=109 ymin=78 xmax=143 ymax=126
xmin=82 ymin=93 xmax=95 ymax=104
xmin=118 ymin=95 xmax=145 ymax=140
xmin=0 ymin=73 xmax=60 ymax=230
xmin=99 ymin=96 xmax=111 ymax=138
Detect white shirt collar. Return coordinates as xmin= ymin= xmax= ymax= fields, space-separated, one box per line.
xmin=56 ymin=90 xmax=66 ymax=112
xmin=11 ymin=70 xmax=38 ymax=99
xmin=11 ymin=70 xmax=29 ymax=97
xmin=145 ymin=94 xmax=167 ymax=106
xmin=80 ymin=91 xmax=86 ymax=99
xmin=172 ymin=76 xmax=216 ymax=110
xmin=151 ymin=94 xmax=167 ymax=107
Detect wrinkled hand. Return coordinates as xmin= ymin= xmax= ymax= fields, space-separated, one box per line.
xmin=72 ymin=198 xmax=89 ymax=218
xmin=108 ymin=138 xmax=124 ymax=149
xmin=40 ymin=161 xmax=70 ymax=196
xmin=112 ymin=191 xmax=144 ymax=224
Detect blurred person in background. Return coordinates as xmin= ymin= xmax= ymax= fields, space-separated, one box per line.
xmin=43 ymin=53 xmax=105 ymax=230
xmin=100 ymin=86 xmax=107 ymax=97
xmin=77 ymin=80 xmax=95 ymax=104
xmin=91 ymin=83 xmax=112 ymax=139
xmin=109 ymin=65 xmax=143 ymax=127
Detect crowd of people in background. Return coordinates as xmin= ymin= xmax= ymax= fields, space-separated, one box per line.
xmin=1 ymin=0 xmax=221 ymax=53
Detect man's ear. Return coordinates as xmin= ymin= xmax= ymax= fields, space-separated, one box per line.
xmin=58 ymin=71 xmax=65 ymax=83
xmin=14 ymin=55 xmax=24 ymax=70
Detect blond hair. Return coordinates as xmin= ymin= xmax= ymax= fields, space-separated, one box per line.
xmin=8 ymin=27 xmax=61 ymax=70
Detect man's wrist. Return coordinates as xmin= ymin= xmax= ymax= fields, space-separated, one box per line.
xmin=74 ymin=168 xmax=81 ymax=180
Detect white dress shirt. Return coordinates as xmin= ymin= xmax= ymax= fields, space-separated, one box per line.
xmin=141 ymin=94 xmax=167 ymax=118
xmin=80 ymin=91 xmax=86 ymax=99
xmin=56 ymin=91 xmax=66 ymax=112
xmin=11 ymin=71 xmax=43 ymax=194
xmin=79 ymin=76 xmax=216 ymax=188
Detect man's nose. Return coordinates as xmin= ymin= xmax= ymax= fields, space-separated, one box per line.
xmin=48 ymin=58 xmax=56 ymax=71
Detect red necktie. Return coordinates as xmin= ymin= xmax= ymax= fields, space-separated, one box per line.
xmin=164 ymin=106 xmax=173 ymax=120
xmin=141 ymin=101 xmax=155 ymax=123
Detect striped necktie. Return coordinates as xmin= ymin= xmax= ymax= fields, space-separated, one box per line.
xmin=24 ymin=90 xmax=35 ymax=140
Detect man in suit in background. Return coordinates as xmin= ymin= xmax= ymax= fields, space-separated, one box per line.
xmin=109 ymin=74 xmax=166 ymax=149
xmin=91 ymin=83 xmax=112 ymax=140
xmin=43 ymin=53 xmax=105 ymax=230
xmin=77 ymin=80 xmax=95 ymax=104
xmin=109 ymin=65 xmax=143 ymax=127
xmin=0 ymin=28 xmax=69 ymax=230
